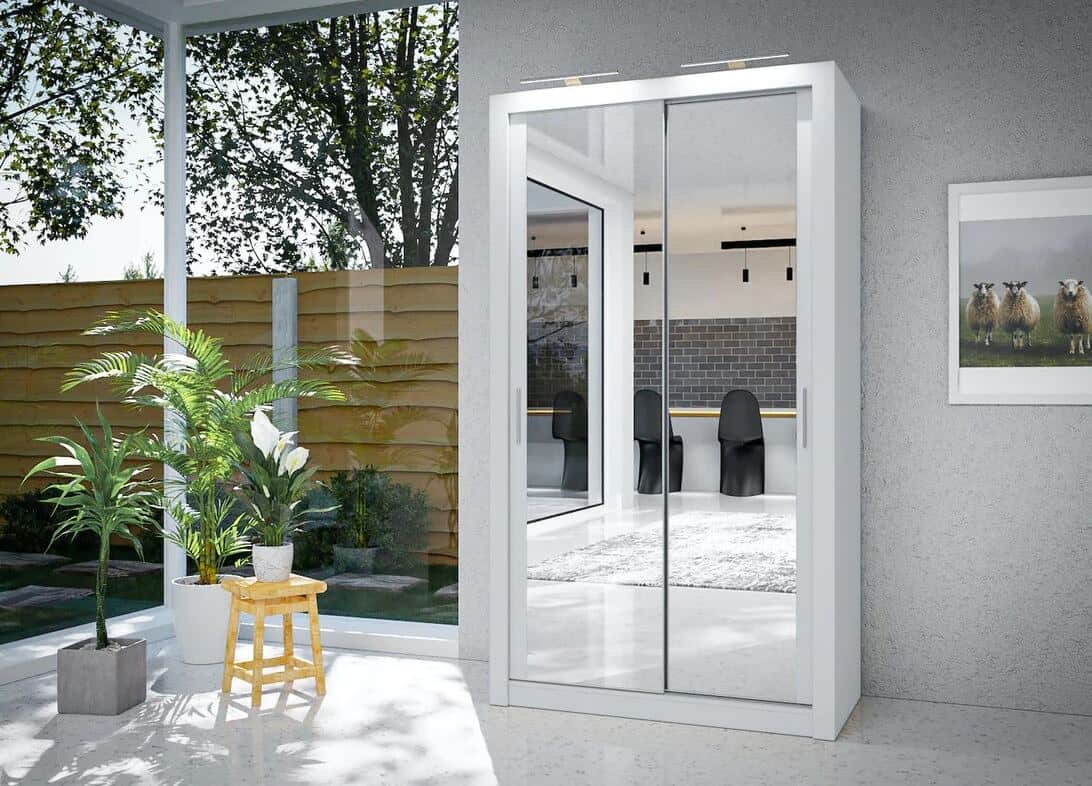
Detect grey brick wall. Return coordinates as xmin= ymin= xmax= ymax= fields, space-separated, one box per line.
xmin=634 ymin=317 xmax=796 ymax=408
xmin=527 ymin=316 xmax=796 ymax=409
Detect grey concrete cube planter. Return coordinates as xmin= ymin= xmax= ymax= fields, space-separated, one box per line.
xmin=57 ymin=638 xmax=146 ymax=715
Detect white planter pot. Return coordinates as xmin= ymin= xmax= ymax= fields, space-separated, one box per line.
xmin=252 ymin=543 xmax=294 ymax=583
xmin=171 ymin=577 xmax=236 ymax=665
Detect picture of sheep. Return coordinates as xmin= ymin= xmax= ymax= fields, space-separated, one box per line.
xmin=1054 ymin=279 xmax=1092 ymax=355
xmin=951 ymin=176 xmax=1092 ymax=404
xmin=957 ymin=213 xmax=1092 ymax=367
xmin=999 ymin=281 xmax=1040 ymax=350
xmin=965 ymin=282 xmax=999 ymax=345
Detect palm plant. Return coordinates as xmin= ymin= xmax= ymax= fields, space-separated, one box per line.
xmin=23 ymin=408 xmax=157 ymax=650
xmin=63 ymin=309 xmax=351 ymax=584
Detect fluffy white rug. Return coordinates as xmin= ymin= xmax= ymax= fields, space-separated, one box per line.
xmin=527 ymin=510 xmax=796 ymax=593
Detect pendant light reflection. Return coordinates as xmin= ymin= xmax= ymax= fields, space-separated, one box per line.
xmin=530 ymin=234 xmax=539 ymax=289
xmin=640 ymin=229 xmax=650 ymax=285
xmin=741 ymin=226 xmax=749 ymax=283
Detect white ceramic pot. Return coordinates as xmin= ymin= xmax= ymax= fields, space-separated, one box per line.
xmin=171 ymin=577 xmax=236 ymax=665
xmin=252 ymin=543 xmax=293 ymax=583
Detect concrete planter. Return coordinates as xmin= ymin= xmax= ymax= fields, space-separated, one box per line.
xmin=252 ymin=543 xmax=293 ymax=583
xmin=333 ymin=544 xmax=380 ymax=574
xmin=57 ymin=637 xmax=146 ymax=715
xmin=172 ymin=576 xmax=237 ymax=664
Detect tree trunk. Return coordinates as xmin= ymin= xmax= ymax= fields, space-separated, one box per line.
xmin=96 ymin=534 xmax=109 ymax=649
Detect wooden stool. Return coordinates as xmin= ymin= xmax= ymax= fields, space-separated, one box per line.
xmin=221 ymin=574 xmax=328 ymax=708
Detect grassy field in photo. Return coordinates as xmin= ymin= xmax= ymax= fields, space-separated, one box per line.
xmin=959 ymin=296 xmax=1092 ymax=367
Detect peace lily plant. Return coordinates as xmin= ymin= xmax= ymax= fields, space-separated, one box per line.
xmin=64 ymin=309 xmax=350 ymax=664
xmin=233 ymin=409 xmax=327 ymax=582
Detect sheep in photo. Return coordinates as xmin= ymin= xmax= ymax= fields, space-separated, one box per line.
xmin=966 ymin=282 xmax=999 ymax=346
xmin=1054 ymin=279 xmax=1092 ymax=355
xmin=1000 ymin=281 xmax=1040 ymax=350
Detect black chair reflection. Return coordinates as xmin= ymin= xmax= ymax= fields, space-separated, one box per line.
xmin=552 ymin=390 xmax=588 ymax=491
xmin=718 ymin=389 xmax=765 ymax=496
xmin=634 ymin=388 xmax=683 ymax=494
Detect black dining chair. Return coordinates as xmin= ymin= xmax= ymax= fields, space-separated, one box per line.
xmin=633 ymin=388 xmax=683 ymax=494
xmin=552 ymin=390 xmax=588 ymax=491
xmin=717 ymin=389 xmax=765 ymax=496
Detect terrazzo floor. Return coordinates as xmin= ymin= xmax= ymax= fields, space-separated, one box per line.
xmin=1 ymin=639 xmax=1090 ymax=785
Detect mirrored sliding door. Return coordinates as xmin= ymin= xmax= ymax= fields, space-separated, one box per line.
xmin=665 ymin=93 xmax=805 ymax=703
xmin=511 ymin=101 xmax=665 ymax=691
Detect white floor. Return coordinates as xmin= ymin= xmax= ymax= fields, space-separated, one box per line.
xmin=1 ymin=640 xmax=1090 ymax=785
xmin=520 ymin=492 xmax=801 ymax=702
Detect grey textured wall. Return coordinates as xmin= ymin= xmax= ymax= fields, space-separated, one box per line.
xmin=458 ymin=0 xmax=1092 ymax=714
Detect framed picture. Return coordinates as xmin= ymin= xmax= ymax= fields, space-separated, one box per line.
xmin=949 ymin=176 xmax=1092 ymax=405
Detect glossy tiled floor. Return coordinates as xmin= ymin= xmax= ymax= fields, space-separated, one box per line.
xmin=1 ymin=639 xmax=1090 ymax=785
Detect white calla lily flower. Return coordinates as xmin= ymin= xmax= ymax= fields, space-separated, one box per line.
xmin=250 ymin=409 xmax=280 ymax=458
xmin=280 ymin=446 xmax=309 ymax=475
xmin=273 ymin=431 xmax=298 ymax=461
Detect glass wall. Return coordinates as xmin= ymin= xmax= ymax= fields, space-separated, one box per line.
xmin=185 ymin=2 xmax=459 ymax=625
xmin=0 ymin=1 xmax=164 ymax=644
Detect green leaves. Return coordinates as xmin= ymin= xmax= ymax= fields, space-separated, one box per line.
xmin=1 ymin=0 xmax=161 ymax=255
xmin=63 ymin=308 xmax=347 ymax=583
xmin=231 ymin=411 xmax=331 ymax=547
xmin=182 ymin=2 xmax=458 ymax=272
xmin=22 ymin=405 xmax=157 ymax=648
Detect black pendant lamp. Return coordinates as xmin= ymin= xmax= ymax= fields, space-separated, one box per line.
xmin=570 ymin=255 xmax=577 ymax=288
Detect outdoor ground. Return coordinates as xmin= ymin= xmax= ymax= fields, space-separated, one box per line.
xmin=959 ymin=296 xmax=1092 ymax=366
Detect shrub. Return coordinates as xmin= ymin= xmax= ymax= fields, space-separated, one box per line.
xmin=0 ymin=490 xmax=66 ymax=553
xmin=329 ymin=467 xmax=429 ymax=568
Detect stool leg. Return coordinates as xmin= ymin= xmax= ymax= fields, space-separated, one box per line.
xmin=221 ymin=595 xmax=240 ymax=693
xmin=307 ymin=594 xmax=325 ymax=695
xmin=251 ymin=601 xmax=266 ymax=708
xmin=282 ymin=612 xmax=294 ymax=672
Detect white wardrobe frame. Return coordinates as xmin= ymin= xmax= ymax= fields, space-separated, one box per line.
xmin=487 ymin=61 xmax=861 ymax=741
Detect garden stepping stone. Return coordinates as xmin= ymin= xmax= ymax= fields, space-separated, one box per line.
xmin=0 ymin=585 xmax=93 ymax=610
xmin=325 ymin=573 xmax=426 ymax=593
xmin=433 ymin=583 xmax=458 ymax=599
xmin=56 ymin=559 xmax=162 ymax=578
xmin=0 ymin=551 xmax=69 ymax=570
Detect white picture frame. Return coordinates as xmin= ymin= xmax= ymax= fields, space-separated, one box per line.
xmin=948 ymin=175 xmax=1092 ymax=405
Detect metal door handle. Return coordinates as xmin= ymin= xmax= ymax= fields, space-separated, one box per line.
xmin=515 ymin=387 xmax=522 ymax=446
xmin=801 ymin=387 xmax=808 ymax=449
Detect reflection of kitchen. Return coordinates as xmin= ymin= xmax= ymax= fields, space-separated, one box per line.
xmin=526 ymin=227 xmax=798 ymax=505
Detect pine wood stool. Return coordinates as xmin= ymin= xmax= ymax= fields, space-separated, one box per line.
xmin=221 ymin=574 xmax=327 ymax=708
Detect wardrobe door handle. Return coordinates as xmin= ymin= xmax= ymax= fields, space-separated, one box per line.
xmin=801 ymin=387 xmax=808 ymax=449
xmin=515 ymin=387 xmax=522 ymax=446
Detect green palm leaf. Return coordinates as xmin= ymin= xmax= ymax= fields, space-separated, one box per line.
xmin=65 ymin=308 xmax=346 ymax=583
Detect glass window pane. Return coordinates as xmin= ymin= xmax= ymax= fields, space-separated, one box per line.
xmin=0 ymin=1 xmax=164 ymax=644
xmin=184 ymin=3 xmax=458 ymax=625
